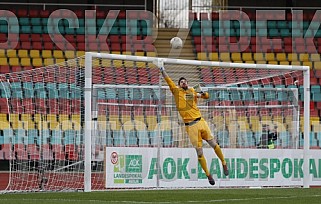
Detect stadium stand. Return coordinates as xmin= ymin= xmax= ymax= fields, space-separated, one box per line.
xmin=0 ymin=6 xmax=320 ymax=164
xmin=190 ymin=10 xmax=321 ymax=149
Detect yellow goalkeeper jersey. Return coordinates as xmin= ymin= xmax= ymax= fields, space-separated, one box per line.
xmin=164 ymin=76 xmax=209 ymax=123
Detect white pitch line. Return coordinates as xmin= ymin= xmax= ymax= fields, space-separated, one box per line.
xmin=0 ymin=194 xmax=321 ymax=204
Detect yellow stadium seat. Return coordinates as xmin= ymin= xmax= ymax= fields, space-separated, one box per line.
xmin=249 ymin=116 xmax=260 ymax=131
xmin=279 ymin=61 xmax=290 ymax=65
xmin=147 ymin=62 xmax=156 ymax=68
xmin=135 ymin=51 xmax=145 ymax=56
xmin=55 ymin=58 xmax=65 ymax=64
xmin=111 ymin=51 xmax=121 ymax=55
xmin=29 ymin=50 xmax=40 ymax=58
xmin=256 ymin=60 xmax=267 ymax=64
xmin=231 ymin=53 xmax=242 ymax=62
xmin=44 ymin=58 xmax=54 ymax=66
xmin=109 ymin=115 xmax=121 ymax=130
xmin=61 ymin=121 xmax=74 ymax=130
xmin=291 ymin=61 xmax=301 ymax=65
xmin=124 ymin=60 xmax=134 ymax=67
xmin=197 ymin=52 xmax=208 ymax=60
xmin=112 ymin=60 xmax=123 ymax=68
xmin=122 ymin=51 xmax=132 ymax=56
xmin=314 ymin=61 xmax=321 ymax=70
xmin=0 ymin=121 xmax=10 ymax=129
xmin=265 ymin=53 xmax=275 ymax=61
xmin=18 ymin=50 xmax=29 ymax=58
xmin=220 ymin=53 xmax=231 ymax=61
xmin=9 ymin=57 xmax=20 ymax=66
xmin=212 ymin=115 xmax=224 ymax=130
xmin=0 ymin=50 xmax=5 ymax=58
xmin=209 ymin=53 xmax=219 ymax=61
xmin=244 ymin=61 xmax=255 ymax=64
xmin=299 ymin=53 xmax=309 ymax=62
xmin=238 ymin=116 xmax=250 ymax=131
xmin=6 ymin=49 xmax=17 ymax=58
xmin=288 ymin=53 xmax=298 ymax=62
xmin=268 ymin=61 xmax=278 ymax=65
xmin=71 ymin=114 xmax=81 ymax=121
xmin=136 ymin=62 xmax=146 ymax=68
xmin=64 ymin=50 xmax=76 ymax=59
xmin=32 ymin=58 xmax=43 ymax=67
xmin=100 ymin=59 xmax=112 ymax=67
xmin=242 ymin=53 xmax=253 ymax=61
xmin=253 ymin=53 xmax=264 ymax=61
xmin=53 ymin=50 xmax=64 ymax=59
xmin=310 ymin=53 xmax=320 ymax=62
xmin=76 ymin=51 xmax=85 ymax=57
xmin=303 ymin=61 xmax=312 ymax=68
xmin=276 ymin=53 xmax=286 ymax=61
xmin=20 ymin=58 xmax=31 ymax=66
xmin=146 ymin=52 xmax=156 ymax=57
xmin=42 ymin=50 xmax=52 ymax=58
xmin=146 ymin=116 xmax=157 ymax=131
xmin=0 ymin=57 xmax=8 ymax=65
xmin=312 ymin=121 xmax=321 ymax=132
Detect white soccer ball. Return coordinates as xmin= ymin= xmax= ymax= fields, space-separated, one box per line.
xmin=170 ymin=37 xmax=183 ymax=49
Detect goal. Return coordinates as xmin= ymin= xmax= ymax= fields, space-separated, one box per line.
xmin=0 ymin=52 xmax=311 ymax=193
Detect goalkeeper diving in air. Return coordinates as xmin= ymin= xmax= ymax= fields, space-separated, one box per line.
xmin=157 ymin=62 xmax=229 ymax=185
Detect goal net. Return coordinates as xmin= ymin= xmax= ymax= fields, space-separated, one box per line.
xmin=0 ymin=53 xmax=310 ymax=192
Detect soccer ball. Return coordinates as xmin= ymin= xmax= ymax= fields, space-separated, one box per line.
xmin=170 ymin=37 xmax=183 ymax=49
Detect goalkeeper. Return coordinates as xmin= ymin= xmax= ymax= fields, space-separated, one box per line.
xmin=158 ymin=65 xmax=229 ymax=185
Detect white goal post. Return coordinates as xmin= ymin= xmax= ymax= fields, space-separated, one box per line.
xmin=84 ymin=52 xmax=310 ymax=192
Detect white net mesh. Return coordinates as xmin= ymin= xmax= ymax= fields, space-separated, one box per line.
xmin=1 ymin=54 xmax=305 ymax=191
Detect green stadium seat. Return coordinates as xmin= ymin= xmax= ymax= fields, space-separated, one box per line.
xmin=162 ymin=130 xmax=172 ymax=147
xmin=39 ymin=129 xmax=50 ymax=144
xmin=13 ymin=129 xmax=26 ymax=144
xmin=34 ymin=83 xmax=47 ymax=98
xmin=64 ymin=129 xmax=76 ymax=144
xmin=27 ymin=129 xmax=38 ymax=144
xmin=11 ymin=82 xmax=23 ymax=99
xmin=125 ymin=130 xmax=138 ymax=147
xmin=47 ymin=83 xmax=59 ymax=99
xmin=3 ymin=129 xmax=13 ymax=144
xmin=137 ymin=130 xmax=149 ymax=147
xmin=264 ymin=85 xmax=276 ymax=100
xmin=51 ymin=130 xmax=62 ymax=144
xmin=22 ymin=82 xmax=34 ymax=98
xmin=113 ymin=130 xmax=125 ymax=147
xmin=253 ymin=84 xmax=264 ymax=101
xmin=217 ymin=130 xmax=229 ymax=148
xmin=0 ymin=82 xmax=11 ymax=98
xmin=0 ymin=25 xmax=8 ymax=33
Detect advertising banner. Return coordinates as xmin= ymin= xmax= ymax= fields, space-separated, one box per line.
xmin=105 ymin=147 xmax=321 ymax=188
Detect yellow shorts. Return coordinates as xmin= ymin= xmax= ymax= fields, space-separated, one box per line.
xmin=185 ymin=118 xmax=213 ymax=148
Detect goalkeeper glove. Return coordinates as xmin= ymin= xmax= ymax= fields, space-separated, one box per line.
xmin=193 ymin=84 xmax=203 ymax=94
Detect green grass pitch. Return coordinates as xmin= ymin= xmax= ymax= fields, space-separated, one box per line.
xmin=0 ymin=188 xmax=321 ymax=204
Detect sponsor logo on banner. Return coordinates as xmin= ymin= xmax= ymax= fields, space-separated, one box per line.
xmin=112 ymin=153 xmax=143 ymax=184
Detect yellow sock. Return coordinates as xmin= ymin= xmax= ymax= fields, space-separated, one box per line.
xmin=198 ymin=155 xmax=209 ymax=176
xmin=214 ymin=145 xmax=226 ymax=165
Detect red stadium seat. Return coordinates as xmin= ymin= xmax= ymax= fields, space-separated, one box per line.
xmin=52 ymin=144 xmax=65 ymax=160
xmin=35 ymin=99 xmax=47 ymax=114
xmin=14 ymin=144 xmax=28 ymax=160
xmin=16 ymin=9 xmax=28 ymax=17
xmin=40 ymin=10 xmax=50 ymax=18
xmin=65 ymin=144 xmax=78 ymax=160
xmin=27 ymin=144 xmax=40 ymax=160
xmin=0 ymin=98 xmax=9 ymax=113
